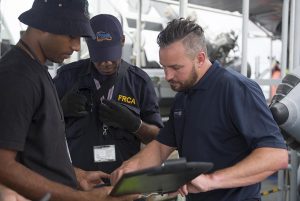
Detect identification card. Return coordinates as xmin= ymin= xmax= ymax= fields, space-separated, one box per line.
xmin=93 ymin=145 xmax=116 ymax=162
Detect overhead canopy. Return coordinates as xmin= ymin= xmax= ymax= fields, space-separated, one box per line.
xmin=187 ymin=0 xmax=283 ymax=38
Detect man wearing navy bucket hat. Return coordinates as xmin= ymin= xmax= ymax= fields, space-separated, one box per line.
xmin=54 ymin=14 xmax=163 ymax=176
xmin=0 ymin=1 xmax=136 ymax=201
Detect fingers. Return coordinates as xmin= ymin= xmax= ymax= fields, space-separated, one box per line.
xmin=98 ymin=103 xmax=114 ymax=120
xmin=98 ymin=171 xmax=111 ymax=179
xmin=178 ymin=185 xmax=188 ymax=197
xmin=79 ymin=180 xmax=93 ymax=191
xmin=98 ymin=100 xmax=119 ymax=115
xmin=79 ymin=170 xmax=111 ymax=191
xmin=98 ymin=102 xmax=111 ymax=112
xmin=111 ymin=159 xmax=141 ymax=186
xmin=98 ymin=100 xmax=120 ymax=120
xmin=87 ymin=171 xmax=110 ymax=182
xmin=98 ymin=104 xmax=114 ymax=123
xmin=102 ymin=99 xmax=121 ymax=110
xmin=101 ymin=99 xmax=114 ymax=106
xmin=110 ymin=167 xmax=125 ymax=186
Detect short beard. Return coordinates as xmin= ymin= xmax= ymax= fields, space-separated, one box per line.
xmin=171 ymin=64 xmax=198 ymax=92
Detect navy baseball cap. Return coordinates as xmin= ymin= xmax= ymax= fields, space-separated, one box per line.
xmin=86 ymin=14 xmax=123 ymax=62
xmin=18 ymin=0 xmax=95 ymax=38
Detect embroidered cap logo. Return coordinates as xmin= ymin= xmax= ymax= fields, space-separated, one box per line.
xmin=96 ymin=31 xmax=113 ymax=42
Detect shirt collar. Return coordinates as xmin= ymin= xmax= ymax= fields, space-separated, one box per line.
xmin=186 ymin=60 xmax=220 ymax=92
xmin=79 ymin=59 xmax=121 ymax=83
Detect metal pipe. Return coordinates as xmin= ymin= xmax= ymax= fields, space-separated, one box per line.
xmin=136 ymin=0 xmax=142 ymax=67
xmin=277 ymin=170 xmax=285 ymax=201
xmin=289 ymin=0 xmax=295 ymax=72
xmin=241 ymin=0 xmax=249 ymax=76
xmin=280 ymin=0 xmax=289 ymax=77
xmin=270 ymin=38 xmax=273 ymax=70
xmin=179 ymin=0 xmax=188 ymax=18
xmin=290 ymin=150 xmax=299 ymax=201
xmin=293 ymin=0 xmax=300 ymax=71
xmin=255 ymin=56 xmax=260 ymax=79
xmin=152 ymin=0 xmax=242 ymax=17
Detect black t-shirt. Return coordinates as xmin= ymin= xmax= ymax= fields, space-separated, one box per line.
xmin=0 ymin=47 xmax=77 ymax=188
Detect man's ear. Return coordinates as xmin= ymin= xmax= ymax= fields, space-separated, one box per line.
xmin=196 ymin=51 xmax=206 ymax=67
xmin=121 ymin=35 xmax=125 ymax=47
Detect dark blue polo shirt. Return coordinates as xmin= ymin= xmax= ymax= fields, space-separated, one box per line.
xmin=157 ymin=61 xmax=286 ymax=201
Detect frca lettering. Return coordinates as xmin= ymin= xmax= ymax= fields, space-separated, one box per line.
xmin=117 ymin=95 xmax=136 ymax=105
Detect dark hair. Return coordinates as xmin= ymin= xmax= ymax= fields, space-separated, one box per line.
xmin=157 ymin=18 xmax=207 ymax=58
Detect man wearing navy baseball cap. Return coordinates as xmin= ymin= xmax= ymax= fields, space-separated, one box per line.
xmin=0 ymin=1 xmax=136 ymax=201
xmin=87 ymin=14 xmax=124 ymax=63
xmin=54 ymin=14 xmax=163 ymax=176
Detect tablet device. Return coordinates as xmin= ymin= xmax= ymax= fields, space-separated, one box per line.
xmin=110 ymin=158 xmax=213 ymax=196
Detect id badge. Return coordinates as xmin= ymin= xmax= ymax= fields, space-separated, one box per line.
xmin=93 ymin=145 xmax=116 ymax=162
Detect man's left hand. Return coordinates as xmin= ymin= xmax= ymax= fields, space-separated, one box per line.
xmin=178 ymin=174 xmax=213 ymax=195
xmin=74 ymin=167 xmax=110 ymax=191
xmin=98 ymin=99 xmax=142 ymax=133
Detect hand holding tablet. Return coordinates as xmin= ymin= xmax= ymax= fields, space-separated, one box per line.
xmin=110 ymin=158 xmax=213 ymax=196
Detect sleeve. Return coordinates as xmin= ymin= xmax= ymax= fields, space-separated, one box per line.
xmin=0 ymin=72 xmax=39 ymax=151
xmin=53 ymin=68 xmax=69 ymax=99
xmin=229 ymin=78 xmax=287 ymax=149
xmin=156 ymin=105 xmax=177 ymax=147
xmin=139 ymin=75 xmax=164 ymax=128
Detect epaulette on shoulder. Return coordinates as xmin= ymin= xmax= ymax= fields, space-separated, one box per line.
xmin=127 ymin=65 xmax=151 ymax=83
xmin=57 ymin=58 xmax=90 ymax=74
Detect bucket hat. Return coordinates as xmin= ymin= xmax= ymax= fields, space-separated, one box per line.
xmin=19 ymin=0 xmax=95 ymax=38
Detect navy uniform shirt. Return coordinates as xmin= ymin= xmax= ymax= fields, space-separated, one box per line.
xmin=157 ymin=61 xmax=286 ymax=201
xmin=54 ymin=58 xmax=163 ymax=173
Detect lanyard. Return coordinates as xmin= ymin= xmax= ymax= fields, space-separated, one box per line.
xmin=18 ymin=39 xmax=42 ymax=64
xmin=94 ymin=78 xmax=115 ymax=136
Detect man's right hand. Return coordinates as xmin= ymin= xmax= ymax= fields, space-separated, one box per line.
xmin=61 ymin=92 xmax=89 ymax=118
xmin=111 ymin=141 xmax=167 ymax=186
xmin=110 ymin=159 xmax=141 ymax=186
